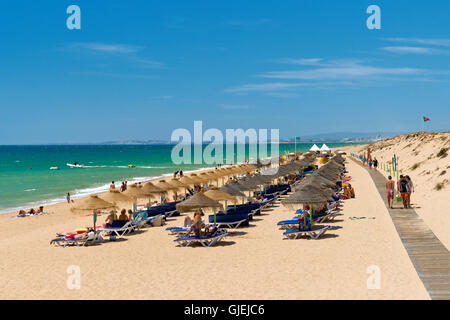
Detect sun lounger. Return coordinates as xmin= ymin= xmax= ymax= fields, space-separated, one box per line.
xmin=283 ymin=225 xmax=330 ymax=240
xmin=101 ymin=221 xmax=134 ymax=237
xmin=209 ymin=212 xmax=249 ymax=228
xmin=50 ymin=231 xmax=103 ymax=247
xmin=213 ymin=219 xmax=247 ymax=229
xmin=174 ymin=229 xmax=228 ymax=247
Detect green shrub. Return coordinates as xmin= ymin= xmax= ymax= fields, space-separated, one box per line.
xmin=437 ymin=148 xmax=448 ymax=158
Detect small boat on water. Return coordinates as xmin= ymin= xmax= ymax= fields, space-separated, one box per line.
xmin=128 ymin=164 xmax=136 ymax=168
xmin=50 ymin=166 xmax=59 ymax=170
xmin=67 ymin=163 xmax=84 ymax=168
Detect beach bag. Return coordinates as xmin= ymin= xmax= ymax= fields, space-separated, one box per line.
xmin=396 ymin=194 xmax=402 ymax=202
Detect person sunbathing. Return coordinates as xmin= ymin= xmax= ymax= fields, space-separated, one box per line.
xmin=118 ymin=209 xmax=128 ymax=220
xmin=203 ymin=225 xmax=218 ymax=237
xmin=185 ymin=211 xmax=204 ymax=237
xmin=104 ymin=210 xmax=115 ymax=227
xmin=28 ymin=208 xmax=36 ymax=215
xmin=17 ymin=210 xmax=27 ymax=217
xmin=127 ymin=209 xmax=134 ymax=221
xmin=342 ymin=186 xmax=351 ymax=199
xmin=65 ymin=228 xmax=95 ymax=240
xmin=348 ymin=184 xmax=355 ymax=198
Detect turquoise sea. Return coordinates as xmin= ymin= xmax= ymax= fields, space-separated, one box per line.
xmin=0 ymin=143 xmax=358 ymax=213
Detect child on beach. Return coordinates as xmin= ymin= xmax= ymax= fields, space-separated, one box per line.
xmin=66 ymin=193 xmax=71 ymax=203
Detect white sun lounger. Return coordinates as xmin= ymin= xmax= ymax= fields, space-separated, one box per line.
xmin=214 ymin=219 xmax=248 ymax=229
xmin=50 ymin=231 xmax=103 ymax=247
xmin=174 ymin=229 xmax=228 ymax=247
xmin=101 ymin=221 xmax=135 ymax=238
xmin=283 ymin=225 xmax=330 ymax=240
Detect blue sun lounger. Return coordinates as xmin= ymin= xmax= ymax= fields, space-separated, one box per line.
xmin=174 ymin=229 xmax=228 ymax=247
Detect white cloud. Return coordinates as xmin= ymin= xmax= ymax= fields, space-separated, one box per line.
xmin=275 ymin=58 xmax=324 ymax=65
xmin=219 ymin=104 xmax=252 ymax=110
xmin=71 ymin=42 xmax=142 ymax=54
xmin=224 ymin=83 xmax=307 ymax=93
xmin=259 ymin=61 xmax=422 ymax=80
xmin=384 ymin=37 xmax=450 ymax=47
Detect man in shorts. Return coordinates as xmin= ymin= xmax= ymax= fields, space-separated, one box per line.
xmin=386 ymin=176 xmax=395 ymax=208
xmin=398 ymin=175 xmax=409 ymax=209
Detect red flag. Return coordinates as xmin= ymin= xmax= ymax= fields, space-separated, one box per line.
xmin=423 ymin=116 xmax=430 ymax=122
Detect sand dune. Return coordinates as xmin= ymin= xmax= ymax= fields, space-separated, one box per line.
xmin=342 ymin=132 xmax=450 ymax=250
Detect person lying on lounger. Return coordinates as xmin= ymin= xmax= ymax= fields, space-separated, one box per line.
xmin=185 ymin=210 xmax=205 ymax=237
xmin=203 ymin=225 xmax=218 ymax=237
xmin=65 ymin=228 xmax=95 ymax=240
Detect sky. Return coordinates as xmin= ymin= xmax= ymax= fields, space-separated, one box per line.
xmin=1 ymin=0 xmax=449 ymax=144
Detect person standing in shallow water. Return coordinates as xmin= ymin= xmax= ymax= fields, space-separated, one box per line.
xmin=385 ymin=176 xmax=395 ymax=209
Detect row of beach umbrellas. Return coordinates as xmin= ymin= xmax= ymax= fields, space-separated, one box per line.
xmin=69 ymin=162 xmax=264 ymax=212
xmin=281 ymin=155 xmax=345 ymax=210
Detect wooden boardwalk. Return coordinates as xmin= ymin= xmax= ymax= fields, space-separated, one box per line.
xmin=351 ymin=157 xmax=450 ymax=299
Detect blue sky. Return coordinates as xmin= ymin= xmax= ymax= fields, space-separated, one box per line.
xmin=1 ymin=0 xmax=449 ymax=144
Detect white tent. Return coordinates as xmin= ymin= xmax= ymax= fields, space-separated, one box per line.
xmin=320 ymin=144 xmax=330 ymax=151
xmin=309 ymin=144 xmax=320 ymax=152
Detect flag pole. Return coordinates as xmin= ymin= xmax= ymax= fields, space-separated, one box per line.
xmin=294 ymin=137 xmax=297 ymax=158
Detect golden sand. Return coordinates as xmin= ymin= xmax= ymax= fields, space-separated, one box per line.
xmin=0 ymin=157 xmax=429 ymax=299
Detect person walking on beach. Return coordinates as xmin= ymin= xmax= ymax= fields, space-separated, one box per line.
xmin=406 ymin=175 xmax=414 ymax=208
xmin=398 ymin=175 xmax=409 ymax=209
xmin=66 ymin=192 xmax=71 ymax=203
xmin=386 ymin=176 xmax=395 ymax=208
xmin=373 ymin=158 xmax=378 ymax=170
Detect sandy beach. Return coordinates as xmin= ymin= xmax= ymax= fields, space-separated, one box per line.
xmin=0 ymin=155 xmax=430 ymax=299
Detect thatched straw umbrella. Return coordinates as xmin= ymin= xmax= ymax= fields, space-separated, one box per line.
xmin=71 ymin=195 xmax=117 ymax=230
xmin=179 ymin=176 xmax=198 ymax=186
xmin=166 ymin=178 xmax=190 ymax=198
xmin=142 ymin=182 xmax=165 ymax=194
xmin=154 ymin=179 xmax=180 ymax=203
xmin=122 ymin=183 xmax=158 ymax=215
xmin=167 ymin=178 xmax=188 ymax=189
xmin=205 ymin=187 xmax=237 ymax=213
xmin=98 ymin=189 xmax=133 ymax=205
xmin=282 ymin=184 xmax=330 ymax=227
xmin=219 ymin=184 xmax=246 ymax=198
xmin=71 ymin=195 xmax=117 ymax=211
xmin=123 ymin=183 xmax=154 ymax=199
xmin=186 ymin=173 xmax=205 ymax=184
xmin=176 ymin=192 xmax=223 ymax=225
xmin=199 ymin=172 xmax=215 ymax=183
